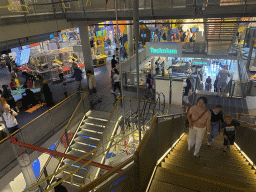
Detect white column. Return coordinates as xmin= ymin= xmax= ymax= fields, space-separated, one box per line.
xmin=127 ymin=20 xmax=134 ymax=56
xmin=79 ymin=24 xmax=94 ymax=74
xmin=171 ymin=79 xmax=184 ymax=105
xmin=17 ymin=154 xmax=41 ymax=192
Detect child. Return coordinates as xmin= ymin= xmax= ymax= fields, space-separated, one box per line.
xmin=221 ymin=115 xmax=255 ymax=152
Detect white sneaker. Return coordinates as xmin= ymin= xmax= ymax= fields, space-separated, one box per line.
xmin=111 ymin=90 xmax=115 ymax=94
xmin=207 ymin=141 xmax=211 ymax=146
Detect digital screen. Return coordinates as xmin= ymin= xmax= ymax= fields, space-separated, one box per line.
xmin=49 ymin=34 xmax=54 ymax=38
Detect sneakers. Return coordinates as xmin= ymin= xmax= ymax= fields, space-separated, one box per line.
xmin=207 ymin=141 xmax=211 ymax=146
xmin=111 ymin=90 xmax=115 ymax=94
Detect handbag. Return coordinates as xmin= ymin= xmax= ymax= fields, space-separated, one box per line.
xmin=185 ymin=109 xmax=208 ymax=128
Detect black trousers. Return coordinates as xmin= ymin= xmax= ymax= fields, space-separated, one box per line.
xmin=8 ymin=125 xmax=19 ymax=134
xmin=113 ymin=82 xmax=121 ymax=92
xmin=59 ymin=73 xmax=64 ymax=81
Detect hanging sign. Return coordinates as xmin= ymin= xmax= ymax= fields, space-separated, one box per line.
xmin=146 ymin=42 xmax=182 ymax=57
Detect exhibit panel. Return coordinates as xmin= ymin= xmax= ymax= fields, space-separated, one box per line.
xmin=155 ymin=76 xmax=170 ymax=104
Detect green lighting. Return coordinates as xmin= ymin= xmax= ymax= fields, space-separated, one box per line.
xmin=193 ymin=62 xmax=208 ymax=65
xmin=150 ymin=47 xmax=177 ymax=54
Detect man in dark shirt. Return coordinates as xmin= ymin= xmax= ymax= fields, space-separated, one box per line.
xmin=207 ymin=105 xmax=224 ymax=146
xmin=111 ymin=55 xmax=117 ymax=69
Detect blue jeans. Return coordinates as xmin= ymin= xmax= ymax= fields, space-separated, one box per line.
xmin=208 ymin=121 xmax=219 ymax=142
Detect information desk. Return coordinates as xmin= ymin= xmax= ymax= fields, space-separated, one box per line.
xmin=12 ymin=88 xmax=41 ymax=102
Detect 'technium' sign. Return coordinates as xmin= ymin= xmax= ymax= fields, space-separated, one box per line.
xmin=150 ymin=47 xmax=177 ymax=54
xmin=146 ymin=42 xmax=182 ymax=57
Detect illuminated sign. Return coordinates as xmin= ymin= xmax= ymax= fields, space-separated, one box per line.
xmin=192 ymin=59 xmax=209 ymax=65
xmin=146 ymin=42 xmax=182 ymax=57
xmin=150 ymin=47 xmax=177 ymax=54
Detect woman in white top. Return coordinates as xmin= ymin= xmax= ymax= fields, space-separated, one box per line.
xmin=111 ymin=69 xmax=121 ymax=94
xmin=2 ymin=104 xmax=19 ymax=134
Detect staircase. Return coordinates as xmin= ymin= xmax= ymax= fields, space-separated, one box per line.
xmin=149 ymin=134 xmax=256 ymax=191
xmin=205 ymin=18 xmax=238 ymax=55
xmin=55 ymin=110 xmax=110 ymax=191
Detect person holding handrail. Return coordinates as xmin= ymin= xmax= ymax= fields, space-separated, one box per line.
xmin=207 ymin=105 xmax=224 ymax=146
xmin=187 ymin=96 xmax=211 ymax=158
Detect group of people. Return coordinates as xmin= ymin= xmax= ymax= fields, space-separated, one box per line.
xmin=186 ymin=96 xmax=256 ymax=157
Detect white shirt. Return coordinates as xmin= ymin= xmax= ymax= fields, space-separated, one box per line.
xmin=113 ymin=74 xmax=120 ymax=83
xmin=2 ymin=111 xmax=18 ymax=128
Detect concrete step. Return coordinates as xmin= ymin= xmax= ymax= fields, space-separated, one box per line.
xmin=88 ymin=110 xmax=110 ymax=120
xmin=162 ymin=161 xmax=256 ymax=185
xmin=149 ymin=179 xmax=195 ymax=192
xmin=154 ymin=167 xmax=256 ymax=192
xmin=168 ymin=151 xmax=250 ymax=168
xmin=67 ymin=149 xmax=93 ymax=160
xmin=80 ymin=124 xmax=105 ymax=133
xmin=84 ymin=118 xmax=107 ymax=127
xmin=166 ymin=155 xmax=253 ymax=173
xmin=77 ymin=130 xmax=102 ymax=140
xmin=70 ymin=142 xmax=96 ymax=153
xmin=75 ymin=135 xmax=100 ymax=146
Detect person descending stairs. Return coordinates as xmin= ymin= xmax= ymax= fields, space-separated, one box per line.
xmin=149 ymin=134 xmax=256 ymax=192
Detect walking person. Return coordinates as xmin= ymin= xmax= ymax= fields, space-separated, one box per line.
xmin=111 ymin=69 xmax=121 ymax=95
xmin=42 ymin=80 xmax=54 ymax=107
xmin=72 ymin=66 xmax=83 ymax=91
xmin=205 ymin=76 xmax=212 ymax=91
xmin=183 ymin=78 xmax=192 ymax=108
xmin=111 ymin=55 xmax=118 ymax=69
xmin=2 ymin=104 xmax=19 ymax=135
xmin=145 ymin=74 xmax=154 ymax=98
xmin=213 ymin=78 xmax=218 ymax=92
xmin=87 ymin=70 xmax=97 ymax=94
xmin=217 ymin=65 xmax=231 ymax=96
xmin=207 ymin=105 xmax=224 ymax=146
xmin=220 ymin=115 xmax=256 ymax=152
xmin=2 ymin=85 xmax=19 ymax=112
xmin=187 ymin=96 xmax=211 ymax=157
xmin=58 ymin=66 xmax=64 ymax=81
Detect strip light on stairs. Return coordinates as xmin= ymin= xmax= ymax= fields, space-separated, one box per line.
xmin=234 ymin=142 xmax=256 ymax=170
xmin=157 ymin=133 xmax=185 ymax=165
xmin=146 ymin=132 xmax=185 ymax=192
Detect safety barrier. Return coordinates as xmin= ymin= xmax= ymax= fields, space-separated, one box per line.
xmin=36 ymin=92 xmax=91 ymax=187
xmin=121 ymin=49 xmax=146 ymax=72
xmin=0 ymin=92 xmax=88 ymax=180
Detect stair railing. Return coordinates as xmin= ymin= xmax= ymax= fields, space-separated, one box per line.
xmin=35 ymin=92 xmax=91 ymax=190
xmin=77 ymin=112 xmax=186 ymax=192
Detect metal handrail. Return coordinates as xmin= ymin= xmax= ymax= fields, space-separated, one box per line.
xmin=0 ymin=91 xmax=79 ymax=144
xmin=77 ymin=154 xmax=136 ymax=192
xmin=78 ymin=112 xmax=186 ymax=191
xmin=83 ymin=98 xmax=121 ymax=179
xmin=37 ymin=92 xmax=90 ymax=182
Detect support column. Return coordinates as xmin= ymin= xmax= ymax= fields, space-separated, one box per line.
xmin=246 ymin=29 xmax=256 ymax=70
xmin=17 ymin=154 xmax=41 ymax=192
xmin=79 ymin=24 xmax=94 ymax=73
xmin=133 ymin=0 xmax=141 ymax=142
xmin=127 ymin=20 xmax=134 ymax=57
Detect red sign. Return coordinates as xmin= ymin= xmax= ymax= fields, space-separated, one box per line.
xmin=29 ymin=43 xmax=40 ymax=48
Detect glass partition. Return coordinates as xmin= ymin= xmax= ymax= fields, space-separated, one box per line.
xmin=36 ymin=93 xmax=91 ymax=188
xmin=0 ymin=92 xmax=87 ymax=181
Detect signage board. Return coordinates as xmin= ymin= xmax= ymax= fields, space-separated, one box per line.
xmin=146 ymin=42 xmax=182 ymax=57
xmin=192 ymin=59 xmax=210 ymax=65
